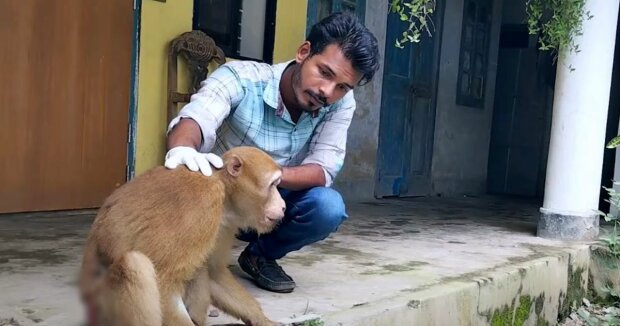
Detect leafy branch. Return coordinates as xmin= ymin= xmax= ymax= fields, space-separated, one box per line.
xmin=389 ymin=0 xmax=436 ymax=48
xmin=526 ymin=0 xmax=593 ymax=62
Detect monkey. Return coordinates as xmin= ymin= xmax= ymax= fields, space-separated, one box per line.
xmin=78 ymin=146 xmax=286 ymax=326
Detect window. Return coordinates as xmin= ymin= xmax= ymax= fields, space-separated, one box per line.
xmin=193 ymin=0 xmax=277 ymax=63
xmin=306 ymin=0 xmax=366 ymax=35
xmin=456 ymin=0 xmax=492 ymax=108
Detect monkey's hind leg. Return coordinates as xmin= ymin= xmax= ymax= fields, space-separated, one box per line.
xmin=104 ymin=251 xmax=162 ymax=326
xmin=159 ymin=280 xmax=196 ymax=326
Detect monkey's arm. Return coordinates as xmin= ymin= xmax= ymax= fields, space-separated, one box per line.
xmin=280 ymin=164 xmax=326 ymax=191
xmin=208 ymin=230 xmax=275 ymax=326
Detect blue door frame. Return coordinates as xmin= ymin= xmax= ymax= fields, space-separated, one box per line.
xmin=126 ymin=0 xmax=142 ymax=181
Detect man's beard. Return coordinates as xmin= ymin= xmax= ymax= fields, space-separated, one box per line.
xmin=292 ymin=62 xmax=326 ymax=112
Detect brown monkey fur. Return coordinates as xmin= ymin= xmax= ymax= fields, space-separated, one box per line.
xmin=79 ymin=146 xmax=286 ymax=326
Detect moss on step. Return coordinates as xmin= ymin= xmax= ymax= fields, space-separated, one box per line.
xmin=514 ymin=296 xmax=533 ymax=326
xmin=296 ymin=320 xmax=324 ymax=326
xmin=536 ymin=317 xmax=550 ymax=326
xmin=489 ymin=293 xmax=548 ymax=326
xmin=490 ymin=304 xmax=514 ymax=326
xmin=559 ymin=265 xmax=586 ymax=320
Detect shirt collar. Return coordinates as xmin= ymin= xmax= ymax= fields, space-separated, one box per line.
xmin=263 ymin=60 xmax=295 ymax=112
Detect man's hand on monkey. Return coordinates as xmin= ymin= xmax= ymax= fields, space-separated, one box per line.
xmin=164 ymin=146 xmax=223 ymax=176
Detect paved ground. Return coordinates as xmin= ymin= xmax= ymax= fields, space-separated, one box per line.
xmin=0 ymin=195 xmax=590 ymax=325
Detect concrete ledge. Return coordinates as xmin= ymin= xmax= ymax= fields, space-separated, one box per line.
xmin=0 ymin=196 xmax=597 ymax=326
xmin=325 ymin=246 xmax=590 ymax=326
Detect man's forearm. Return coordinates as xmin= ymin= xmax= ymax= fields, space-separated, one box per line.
xmin=167 ymin=118 xmax=202 ymax=150
xmin=280 ymin=164 xmax=327 ymax=191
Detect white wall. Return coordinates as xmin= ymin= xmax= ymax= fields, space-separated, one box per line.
xmin=332 ymin=0 xmax=388 ymax=200
xmin=430 ymin=0 xmax=504 ymax=196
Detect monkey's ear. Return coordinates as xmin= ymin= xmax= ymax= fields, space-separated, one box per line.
xmin=226 ymin=154 xmax=243 ymax=177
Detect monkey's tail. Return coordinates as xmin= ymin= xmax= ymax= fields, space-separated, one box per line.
xmin=105 ymin=251 xmax=162 ymax=326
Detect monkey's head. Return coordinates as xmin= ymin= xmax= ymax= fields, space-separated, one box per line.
xmin=219 ymin=146 xmax=286 ymax=234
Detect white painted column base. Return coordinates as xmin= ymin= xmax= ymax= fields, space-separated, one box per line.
xmin=538 ymin=208 xmax=599 ymax=240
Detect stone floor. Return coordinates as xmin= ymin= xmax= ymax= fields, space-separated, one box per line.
xmin=0 ymin=195 xmax=593 ymax=325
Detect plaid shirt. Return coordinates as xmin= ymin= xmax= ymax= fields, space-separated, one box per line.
xmin=167 ymin=60 xmax=356 ymax=187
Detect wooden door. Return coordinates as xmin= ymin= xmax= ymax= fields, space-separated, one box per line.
xmin=487 ymin=45 xmax=552 ymax=197
xmin=0 ymin=1 xmax=134 ymax=213
xmin=375 ymin=1 xmax=444 ymax=197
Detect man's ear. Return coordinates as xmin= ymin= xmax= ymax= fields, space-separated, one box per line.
xmin=226 ymin=155 xmax=243 ymax=177
xmin=296 ymin=41 xmax=311 ymax=63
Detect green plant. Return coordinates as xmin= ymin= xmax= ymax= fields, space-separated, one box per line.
xmin=525 ymin=0 xmax=593 ymax=63
xmin=389 ymin=0 xmax=436 ymax=48
xmin=599 ymin=137 xmax=620 ymax=307
xmin=604 ymin=136 xmax=620 ymax=263
xmin=607 ymin=136 xmax=620 ymax=149
xmin=600 ymin=182 xmax=620 ymax=258
xmin=298 ymin=319 xmax=325 ymax=326
xmin=602 ymin=136 xmax=620 ymax=258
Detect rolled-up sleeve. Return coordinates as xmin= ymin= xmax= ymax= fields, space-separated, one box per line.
xmin=301 ymin=91 xmax=356 ymax=187
xmin=167 ymin=64 xmax=244 ymax=153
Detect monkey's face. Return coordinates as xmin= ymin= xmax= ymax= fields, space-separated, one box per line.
xmin=259 ymin=174 xmax=285 ymax=233
xmin=222 ymin=147 xmax=286 ymax=234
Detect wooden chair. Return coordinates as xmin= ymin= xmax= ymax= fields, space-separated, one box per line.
xmin=167 ymin=30 xmax=226 ymax=123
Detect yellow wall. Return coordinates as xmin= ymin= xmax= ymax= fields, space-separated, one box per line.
xmin=134 ymin=0 xmax=193 ymax=175
xmin=273 ymin=0 xmax=308 ymax=63
xmin=134 ymin=0 xmax=308 ymax=175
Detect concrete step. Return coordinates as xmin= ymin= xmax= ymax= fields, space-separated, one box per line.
xmin=324 ymin=245 xmax=590 ymax=326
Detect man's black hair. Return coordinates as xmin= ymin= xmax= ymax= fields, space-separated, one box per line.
xmin=306 ymin=12 xmax=380 ymax=86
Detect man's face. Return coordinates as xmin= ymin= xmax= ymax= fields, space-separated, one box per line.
xmin=291 ymin=42 xmax=362 ymax=112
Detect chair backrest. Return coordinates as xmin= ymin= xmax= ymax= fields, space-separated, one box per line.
xmin=167 ymin=30 xmax=226 ymax=123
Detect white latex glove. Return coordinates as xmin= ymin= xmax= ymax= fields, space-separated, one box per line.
xmin=164 ymin=146 xmax=223 ymax=176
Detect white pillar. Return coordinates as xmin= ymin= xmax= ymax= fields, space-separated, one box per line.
xmin=538 ymin=0 xmax=620 ymax=240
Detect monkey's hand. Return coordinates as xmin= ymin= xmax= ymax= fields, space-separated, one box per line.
xmin=165 ymin=146 xmax=223 ymax=176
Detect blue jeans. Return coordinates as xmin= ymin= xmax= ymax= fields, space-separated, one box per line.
xmin=238 ymin=187 xmax=348 ymax=260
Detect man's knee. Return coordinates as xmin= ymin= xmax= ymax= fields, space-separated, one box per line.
xmin=305 ymin=187 xmax=347 ymax=235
